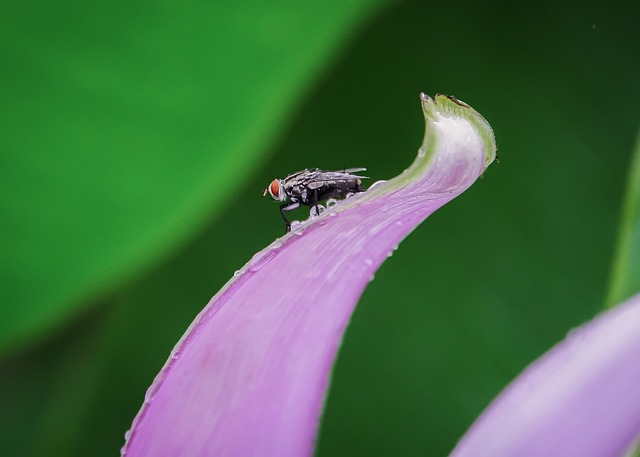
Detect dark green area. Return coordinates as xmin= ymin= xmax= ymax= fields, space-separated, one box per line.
xmin=1 ymin=0 xmax=639 ymax=456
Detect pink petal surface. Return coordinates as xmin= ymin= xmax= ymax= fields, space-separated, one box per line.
xmin=122 ymin=94 xmax=496 ymax=457
xmin=451 ymin=292 xmax=640 ymax=457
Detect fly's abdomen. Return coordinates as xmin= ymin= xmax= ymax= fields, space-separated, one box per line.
xmin=313 ymin=178 xmax=363 ymax=201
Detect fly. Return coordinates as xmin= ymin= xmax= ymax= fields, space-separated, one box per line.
xmin=263 ymin=168 xmax=368 ymax=233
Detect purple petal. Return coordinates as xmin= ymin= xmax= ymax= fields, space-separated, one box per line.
xmin=121 ymin=94 xmax=496 ymax=457
xmin=451 ymin=292 xmax=640 ymax=457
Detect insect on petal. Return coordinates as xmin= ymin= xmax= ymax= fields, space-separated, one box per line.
xmin=121 ymin=94 xmax=497 ymax=457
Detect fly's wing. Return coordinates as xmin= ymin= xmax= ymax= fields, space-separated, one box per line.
xmin=303 ymin=169 xmax=369 ymax=190
xmin=281 ymin=168 xmax=317 ymax=191
xmin=338 ymin=167 xmax=367 ymax=174
xmin=283 ymin=168 xmax=317 ymax=182
xmin=310 ymin=169 xmax=369 ymax=180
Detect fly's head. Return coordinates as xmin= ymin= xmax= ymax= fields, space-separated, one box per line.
xmin=263 ymin=179 xmax=287 ymax=201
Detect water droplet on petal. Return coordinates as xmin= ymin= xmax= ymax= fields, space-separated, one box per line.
xmin=291 ymin=220 xmax=305 ymax=235
xmin=418 ymin=148 xmax=426 ymax=158
xmin=249 ymin=248 xmax=279 ymax=272
xmin=144 ymin=391 xmax=155 ymax=405
xmin=310 ymin=205 xmax=325 ymax=217
xmin=248 ymin=239 xmax=285 ymax=271
xmin=233 ymin=270 xmax=242 ymax=277
xmin=326 ymin=198 xmax=338 ymax=208
xmin=368 ymin=180 xmax=388 ymax=190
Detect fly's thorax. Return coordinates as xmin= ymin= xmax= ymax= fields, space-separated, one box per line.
xmin=295 ymin=187 xmax=309 ymax=202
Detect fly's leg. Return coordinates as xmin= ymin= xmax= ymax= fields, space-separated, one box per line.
xmin=279 ymin=202 xmax=300 ymax=233
xmin=312 ymin=189 xmax=320 ymax=216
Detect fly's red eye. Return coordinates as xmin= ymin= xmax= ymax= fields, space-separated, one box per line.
xmin=269 ymin=180 xmax=280 ymax=197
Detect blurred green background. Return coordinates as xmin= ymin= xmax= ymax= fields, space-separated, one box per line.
xmin=1 ymin=0 xmax=639 ymax=455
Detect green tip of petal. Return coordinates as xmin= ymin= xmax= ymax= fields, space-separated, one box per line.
xmin=423 ymin=93 xmax=497 ymax=168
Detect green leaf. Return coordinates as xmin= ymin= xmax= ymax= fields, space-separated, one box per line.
xmin=606 ymin=128 xmax=640 ymax=308
xmin=0 ymin=0 xmax=385 ymax=353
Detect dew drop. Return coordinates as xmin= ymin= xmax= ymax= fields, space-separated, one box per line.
xmin=144 ymin=391 xmax=155 ymax=405
xmin=291 ymin=220 xmax=305 ymax=235
xmin=326 ymin=198 xmax=338 ymax=208
xmin=418 ymin=148 xmax=426 ymax=158
xmin=368 ymin=180 xmax=387 ymax=190
xmin=124 ymin=430 xmax=131 ymax=441
xmin=233 ymin=270 xmax=242 ymax=277
xmin=310 ymin=204 xmax=325 ymax=217
xmin=249 ymin=248 xmax=278 ymax=272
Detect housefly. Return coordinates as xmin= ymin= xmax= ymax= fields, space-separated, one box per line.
xmin=263 ymin=168 xmax=368 ymax=232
